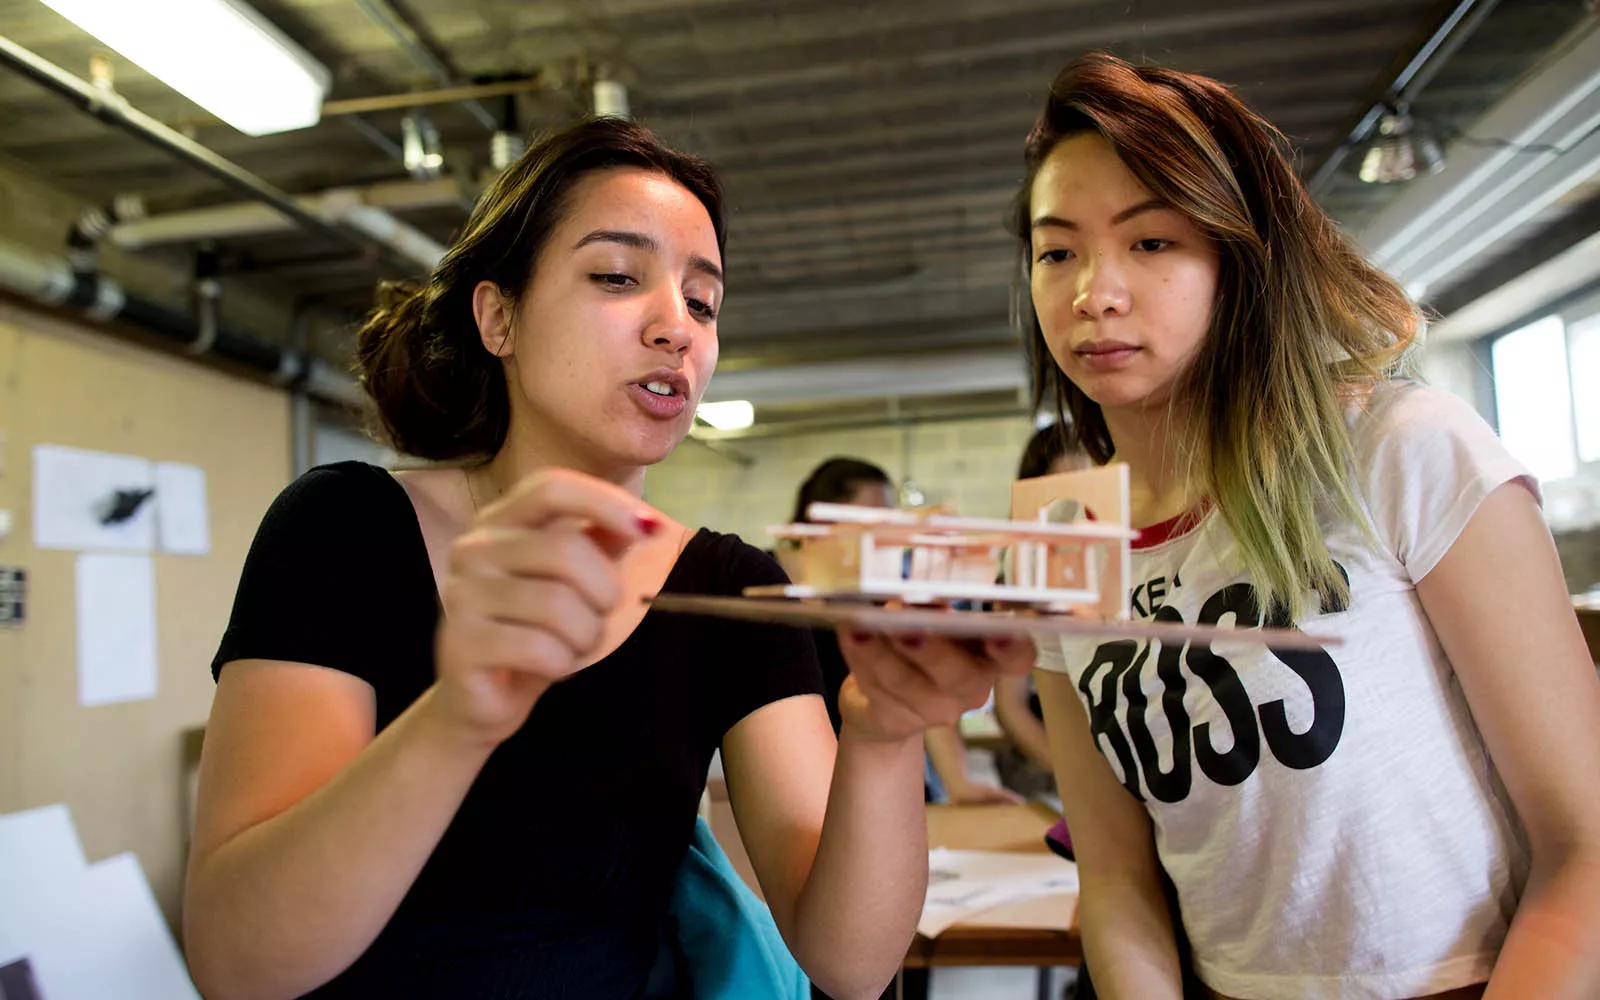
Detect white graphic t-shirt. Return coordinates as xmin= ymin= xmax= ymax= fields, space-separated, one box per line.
xmin=1038 ymin=382 xmax=1536 ymax=1000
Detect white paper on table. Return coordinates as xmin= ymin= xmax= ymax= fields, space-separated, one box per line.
xmin=75 ymin=553 xmax=158 ymax=707
xmin=917 ymin=848 xmax=1079 ymax=938
xmin=0 ymin=805 xmax=89 ymax=971
xmin=153 ymin=462 xmax=210 ymax=556
xmin=0 ymin=805 xmax=89 ymax=962
xmin=28 ymin=854 xmax=200 ymax=1000
xmin=0 ymin=844 xmax=199 ymax=1000
xmin=32 ymin=446 xmax=155 ymax=552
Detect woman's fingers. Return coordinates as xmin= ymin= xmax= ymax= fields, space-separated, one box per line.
xmin=446 ymin=617 xmax=586 ymax=680
xmin=840 ymin=632 xmax=973 ymax=727
xmin=985 ymin=635 xmax=1039 ymax=676
xmin=481 ymin=468 xmax=659 ymax=557
xmin=451 ymin=575 xmax=607 ymax=654
xmin=450 ymin=528 xmax=622 ymax=614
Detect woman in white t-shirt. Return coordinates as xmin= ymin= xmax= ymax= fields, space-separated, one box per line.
xmin=1012 ymin=53 xmax=1600 ymax=1000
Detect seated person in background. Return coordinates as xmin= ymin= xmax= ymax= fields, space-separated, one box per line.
xmin=993 ymin=423 xmax=1092 ymax=800
xmin=776 ymin=456 xmax=1018 ymax=806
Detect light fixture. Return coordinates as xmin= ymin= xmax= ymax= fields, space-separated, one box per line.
xmin=37 ymin=0 xmax=330 ymax=136
xmin=592 ymin=78 xmax=630 ymax=119
xmin=696 ymin=400 xmax=754 ymax=430
xmin=402 ymin=114 xmax=445 ymax=178
xmin=490 ymin=131 xmax=524 ymax=172
xmin=1358 ymin=104 xmax=1444 ymax=184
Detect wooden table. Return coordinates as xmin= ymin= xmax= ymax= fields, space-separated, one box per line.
xmin=904 ymin=802 xmax=1081 ymax=970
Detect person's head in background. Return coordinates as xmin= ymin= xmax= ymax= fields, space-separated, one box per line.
xmin=790 ymin=457 xmax=896 ymax=525
xmin=1008 ymin=52 xmax=1418 ymax=619
xmin=356 ymin=117 xmax=726 ymax=491
xmin=1017 ymin=422 xmax=1093 ymax=481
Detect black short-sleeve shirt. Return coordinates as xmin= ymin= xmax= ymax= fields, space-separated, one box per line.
xmin=211 ymin=462 xmax=823 ymax=999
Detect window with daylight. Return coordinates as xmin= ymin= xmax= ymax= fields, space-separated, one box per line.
xmin=1567 ymin=312 xmax=1600 ymax=466
xmin=1491 ymin=315 xmax=1576 ymax=483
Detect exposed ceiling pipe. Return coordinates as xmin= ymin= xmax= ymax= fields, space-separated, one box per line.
xmin=322 ymin=77 xmax=549 ymax=117
xmin=325 ymin=193 xmax=446 ymax=272
xmin=1307 ymin=0 xmax=1500 ymax=196
xmin=354 ymin=0 xmax=499 ymax=132
xmin=109 ymin=189 xmax=448 ymax=274
xmin=109 ymin=178 xmax=466 ymax=250
xmin=0 ymin=34 xmax=421 ymax=277
xmin=0 ymin=234 xmax=363 ymax=410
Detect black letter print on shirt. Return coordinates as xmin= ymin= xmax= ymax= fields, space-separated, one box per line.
xmin=1186 ymin=583 xmax=1263 ymax=786
xmin=1078 ymin=641 xmax=1145 ymax=800
xmin=1077 ymin=567 xmax=1349 ymax=798
xmin=1122 ymin=604 xmax=1193 ymax=803
xmin=1256 ymin=564 xmax=1349 ymax=770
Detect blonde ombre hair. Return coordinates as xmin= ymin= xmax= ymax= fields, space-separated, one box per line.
xmin=1010 ymin=53 xmax=1420 ymax=621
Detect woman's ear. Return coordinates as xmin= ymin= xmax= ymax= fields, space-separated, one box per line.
xmin=471 ymin=280 xmax=515 ymax=358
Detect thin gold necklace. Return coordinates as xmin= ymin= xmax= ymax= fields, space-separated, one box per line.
xmin=464 ymin=466 xmax=498 ymax=514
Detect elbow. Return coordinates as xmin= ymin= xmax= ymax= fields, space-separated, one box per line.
xmin=807 ymin=966 xmax=901 ymax=1000
xmin=183 ymin=942 xmax=286 ymax=1000
xmin=183 ymin=935 xmax=237 ymax=1000
xmin=1527 ymin=837 xmax=1600 ymax=896
xmin=182 ymin=902 xmax=243 ymax=1000
xmin=791 ymin=922 xmax=910 ymax=1000
xmin=182 ymin=880 xmax=285 ymax=1000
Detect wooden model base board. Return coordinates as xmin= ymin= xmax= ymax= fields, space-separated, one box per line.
xmin=646 ymin=594 xmax=1340 ymax=652
xmin=744 ymin=582 xmax=1100 ymax=606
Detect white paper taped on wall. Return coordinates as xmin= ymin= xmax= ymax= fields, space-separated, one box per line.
xmin=154 ymin=462 xmax=210 ymax=556
xmin=32 ymin=445 xmax=155 ymax=552
xmin=0 ymin=805 xmax=199 ymax=1000
xmin=76 ymin=553 xmax=158 ymax=706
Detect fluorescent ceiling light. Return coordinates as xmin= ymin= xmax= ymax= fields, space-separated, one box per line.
xmin=38 ymin=0 xmax=331 ymax=136
xmin=697 ymin=400 xmax=755 ymax=430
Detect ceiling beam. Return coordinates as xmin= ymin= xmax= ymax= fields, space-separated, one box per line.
xmin=648 ymin=0 xmax=1424 ymax=102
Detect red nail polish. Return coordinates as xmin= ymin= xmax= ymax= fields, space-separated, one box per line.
xmin=849 ymin=631 xmax=872 ymax=645
xmin=992 ymin=637 xmax=1015 ymax=651
xmin=902 ymin=634 xmax=924 ymax=649
xmin=636 ymin=513 xmax=661 ymax=535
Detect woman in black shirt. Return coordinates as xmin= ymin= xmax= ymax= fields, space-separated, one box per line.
xmin=182 ymin=118 xmax=1032 ymax=1000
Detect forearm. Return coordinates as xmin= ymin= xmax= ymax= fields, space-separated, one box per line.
xmin=1076 ymin=870 xmax=1186 ymax=1000
xmin=995 ymin=702 xmax=1055 ymax=771
xmin=1486 ymin=849 xmax=1600 ymax=999
xmin=184 ymin=686 xmax=495 ymax=1000
xmin=791 ymin=724 xmax=928 ymax=1000
xmin=923 ymin=725 xmax=973 ymax=796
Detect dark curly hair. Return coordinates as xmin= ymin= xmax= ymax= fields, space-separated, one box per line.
xmin=356 ymin=117 xmax=726 ymax=461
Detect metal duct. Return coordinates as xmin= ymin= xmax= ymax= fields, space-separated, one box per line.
xmin=108 ymin=179 xmax=464 ymax=252
xmin=0 ymin=235 xmax=363 ymax=410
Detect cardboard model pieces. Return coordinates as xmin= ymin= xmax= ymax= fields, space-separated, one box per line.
xmin=755 ymin=464 xmax=1137 ymax=611
xmin=647 ymin=463 xmax=1336 ymax=650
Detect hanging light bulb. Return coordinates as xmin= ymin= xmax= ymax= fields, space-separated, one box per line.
xmin=1358 ymin=104 xmax=1445 ymax=184
xmin=401 ymin=113 xmax=445 ymax=179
